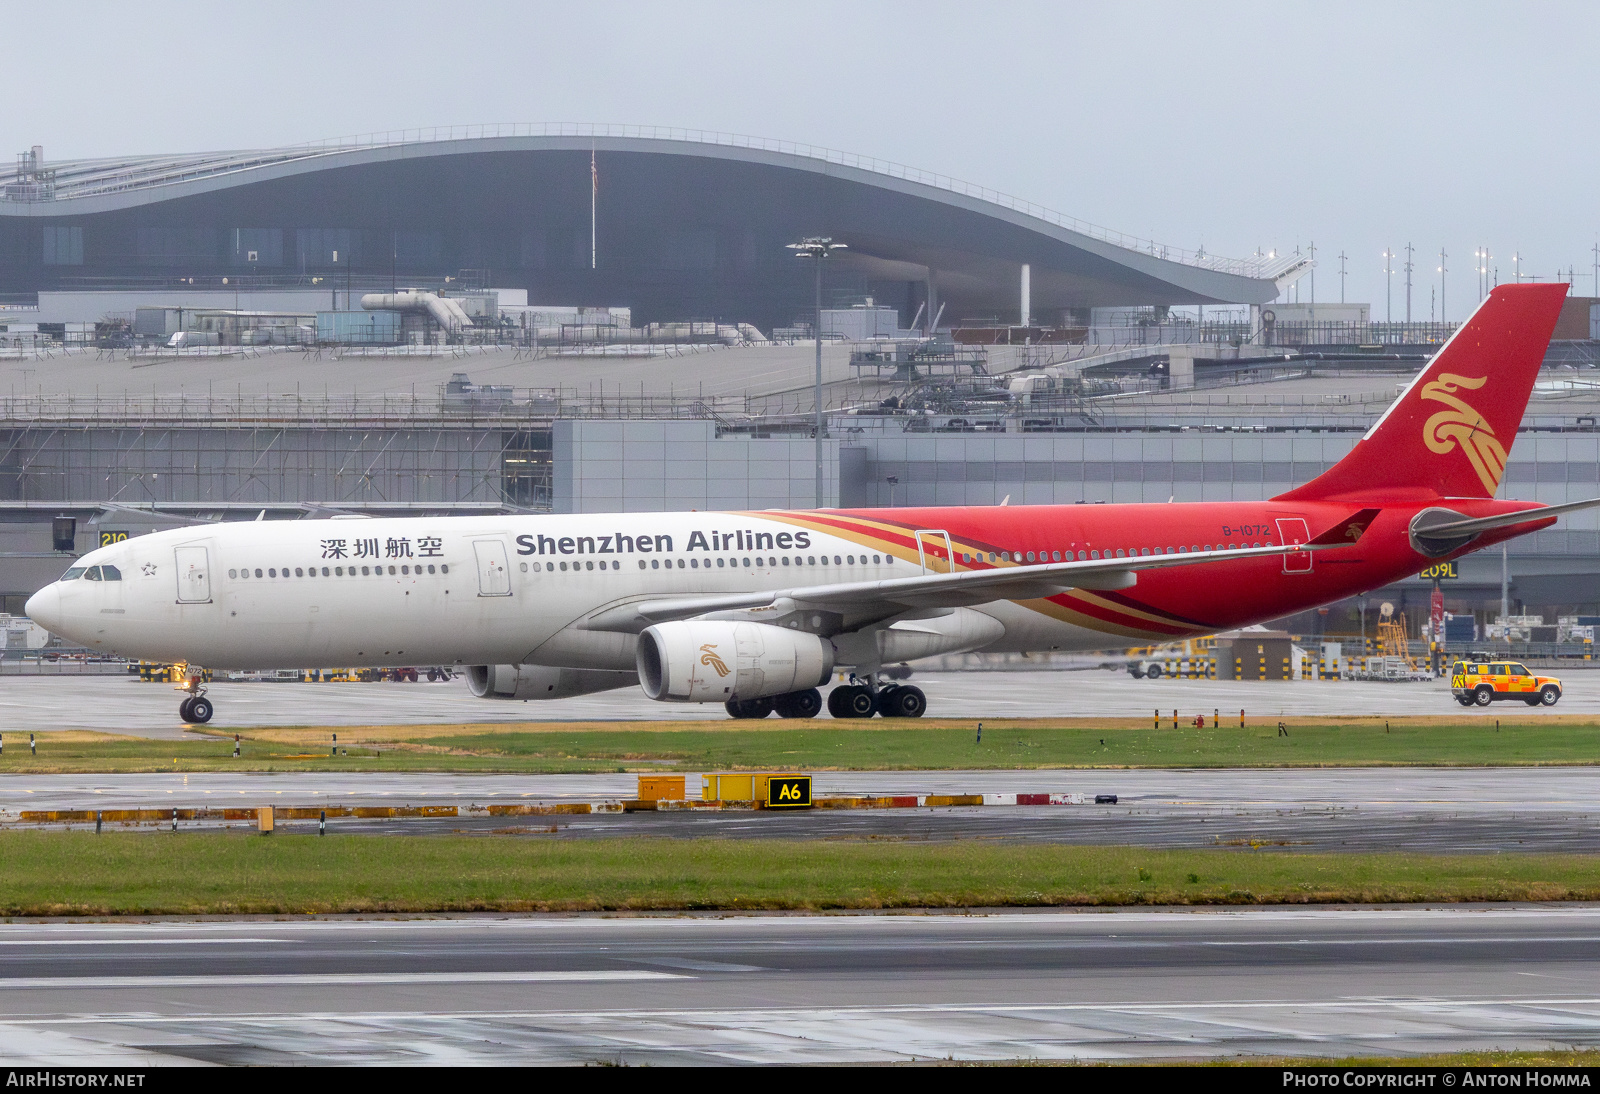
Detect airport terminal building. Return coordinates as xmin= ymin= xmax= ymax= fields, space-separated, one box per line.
xmin=2 ymin=128 xmax=1596 ymax=640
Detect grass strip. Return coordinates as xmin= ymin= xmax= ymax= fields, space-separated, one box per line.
xmin=4 ymin=718 xmax=1600 ymax=773
xmin=1191 ymin=1049 xmax=1600 ymax=1068
xmin=1 ymin=833 xmax=1598 ymax=916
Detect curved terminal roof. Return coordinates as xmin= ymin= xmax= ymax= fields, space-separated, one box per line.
xmin=1 ymin=125 xmax=1303 ymax=312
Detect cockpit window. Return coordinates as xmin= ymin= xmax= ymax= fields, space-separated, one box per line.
xmin=100 ymin=564 xmax=122 ymax=581
xmin=60 ymin=567 xmax=86 ymax=581
xmin=83 ymin=567 xmax=103 ymax=581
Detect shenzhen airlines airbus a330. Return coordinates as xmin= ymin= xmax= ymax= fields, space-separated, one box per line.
xmin=26 ymin=284 xmax=1599 ymax=724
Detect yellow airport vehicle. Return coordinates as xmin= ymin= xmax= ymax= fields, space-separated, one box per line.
xmin=1450 ymin=659 xmax=1562 ymax=707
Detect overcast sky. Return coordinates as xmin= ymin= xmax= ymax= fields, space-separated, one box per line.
xmin=6 ymin=1 xmax=1596 ymax=316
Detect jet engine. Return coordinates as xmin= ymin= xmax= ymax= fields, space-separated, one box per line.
xmin=636 ymin=621 xmax=834 ymax=702
xmin=466 ymin=663 xmax=637 ymax=700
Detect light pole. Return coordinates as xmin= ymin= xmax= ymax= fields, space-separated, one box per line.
xmin=787 ymin=236 xmax=847 ymax=507
xmin=1437 ymin=247 xmax=1447 ymax=327
xmin=1383 ymin=249 xmax=1394 ymax=330
xmin=1403 ymin=242 xmax=1414 ymax=324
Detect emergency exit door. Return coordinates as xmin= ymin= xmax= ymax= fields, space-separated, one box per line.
xmin=1275 ymin=517 xmax=1312 ymax=573
xmin=174 ymin=545 xmax=211 ymax=603
xmin=473 ymin=539 xmax=512 ymax=596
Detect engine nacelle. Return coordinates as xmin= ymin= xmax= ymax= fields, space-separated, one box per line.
xmin=636 ymin=621 xmax=834 ymax=702
xmin=466 ymin=664 xmax=638 ymax=700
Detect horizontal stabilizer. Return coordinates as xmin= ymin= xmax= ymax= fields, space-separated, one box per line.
xmin=1413 ymin=497 xmax=1600 ymax=539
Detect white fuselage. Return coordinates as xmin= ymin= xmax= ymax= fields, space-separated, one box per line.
xmin=25 ymin=512 xmax=1113 ymax=673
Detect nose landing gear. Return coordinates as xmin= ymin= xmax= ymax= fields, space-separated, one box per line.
xmin=177 ymin=671 xmax=214 ymax=724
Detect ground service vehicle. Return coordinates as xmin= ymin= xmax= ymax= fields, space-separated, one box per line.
xmin=25 ymin=285 xmax=1600 ymax=724
xmin=1450 ymin=660 xmax=1562 ymax=706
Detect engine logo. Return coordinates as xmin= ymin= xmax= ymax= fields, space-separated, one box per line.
xmin=699 ymin=643 xmax=730 ymax=677
xmin=1420 ymin=373 xmax=1507 ymax=494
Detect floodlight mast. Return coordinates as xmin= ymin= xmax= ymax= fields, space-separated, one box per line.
xmin=786 ymin=237 xmax=847 ymax=505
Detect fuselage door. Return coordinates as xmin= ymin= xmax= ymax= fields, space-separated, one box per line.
xmin=1275 ymin=517 xmax=1312 ymax=573
xmin=174 ymin=545 xmax=212 ymax=603
xmin=914 ymin=529 xmax=955 ymax=574
xmin=472 ymin=539 xmax=512 ymax=597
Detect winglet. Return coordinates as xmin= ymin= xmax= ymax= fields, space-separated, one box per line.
xmin=1306 ymin=507 xmax=1381 ymax=548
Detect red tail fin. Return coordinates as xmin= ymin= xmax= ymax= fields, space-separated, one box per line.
xmin=1276 ymin=283 xmax=1568 ymax=503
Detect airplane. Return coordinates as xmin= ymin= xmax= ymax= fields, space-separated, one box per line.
xmin=26 ymin=283 xmax=1599 ymax=725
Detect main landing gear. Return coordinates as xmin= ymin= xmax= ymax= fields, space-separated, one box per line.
xmin=722 ymin=677 xmax=927 ymax=720
xmin=827 ymin=677 xmax=927 ymax=720
xmin=177 ymin=672 xmax=214 ymax=724
xmin=725 ymin=688 xmax=824 ymax=720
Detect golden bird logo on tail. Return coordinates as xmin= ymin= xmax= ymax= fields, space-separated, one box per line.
xmin=699 ymin=643 xmax=730 ymax=677
xmin=1420 ymin=373 xmax=1508 ymax=494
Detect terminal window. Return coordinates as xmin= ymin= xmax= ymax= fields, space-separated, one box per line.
xmin=42 ymin=226 xmax=83 ymax=266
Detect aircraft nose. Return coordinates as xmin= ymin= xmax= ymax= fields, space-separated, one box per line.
xmin=24 ymin=585 xmax=61 ymax=633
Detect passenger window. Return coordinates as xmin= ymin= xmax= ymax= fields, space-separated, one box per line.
xmin=1025 ymin=552 xmax=1035 ymax=562
xmin=873 ymin=554 xmax=881 ymax=564
xmin=84 ymin=566 xmax=102 ymax=581
xmin=229 ymin=569 xmax=238 ymax=579
xmin=586 ymin=561 xmax=595 ymax=571
xmin=60 ymin=567 xmax=86 ymax=581
xmin=440 ymin=564 xmax=448 ymax=574
xmin=742 ymin=558 xmax=751 ymax=567
xmin=782 ymin=557 xmax=791 ymax=566
xmin=517 ymin=563 xmax=525 ymax=573
xmin=847 ymin=555 xmax=855 ymax=565
xmin=254 ymin=568 xmax=263 ymax=578
xmin=834 ymin=555 xmax=842 ymax=564
xmin=361 ymin=566 xmax=370 ymax=575
xmin=295 ymin=567 xmax=304 ymax=577
xmin=269 ymin=568 xmax=277 ymax=578
xmin=808 ymin=556 xmax=816 ymax=565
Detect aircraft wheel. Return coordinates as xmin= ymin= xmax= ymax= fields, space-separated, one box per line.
xmin=881 ymin=685 xmax=927 ymax=719
xmin=178 ymin=697 xmax=195 ymax=722
xmin=1474 ymin=686 xmax=1495 ymax=706
xmin=774 ymin=688 xmax=823 ymax=719
xmin=874 ymin=685 xmax=901 ymax=715
xmin=188 ymin=697 xmax=214 ymax=724
xmin=725 ymin=696 xmax=774 ymax=719
xmin=1540 ymin=686 xmax=1561 ymax=706
xmin=829 ymin=685 xmax=875 ymax=719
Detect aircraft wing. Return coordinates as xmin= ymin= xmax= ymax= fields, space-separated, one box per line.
xmin=585 ymin=510 xmax=1376 ymax=634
